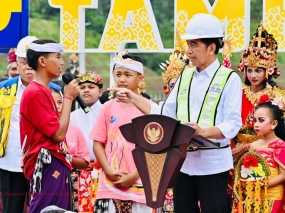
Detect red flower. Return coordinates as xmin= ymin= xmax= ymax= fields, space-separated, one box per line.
xmin=94 ymin=161 xmax=101 ymax=170
xmin=258 ymin=94 xmax=271 ymax=104
xmin=243 ymin=155 xmax=258 ymax=168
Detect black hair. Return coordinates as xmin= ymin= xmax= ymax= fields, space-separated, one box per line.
xmin=26 ymin=39 xmax=57 ymax=71
xmin=200 ymin=37 xmax=224 ymax=54
xmin=244 ymin=66 xmax=277 ymax=87
xmin=112 ymin=54 xmax=143 ymax=71
xmin=255 ymin=102 xmax=285 ymax=141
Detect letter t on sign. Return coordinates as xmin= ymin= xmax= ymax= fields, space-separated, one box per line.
xmin=48 ymin=0 xmax=98 ymax=51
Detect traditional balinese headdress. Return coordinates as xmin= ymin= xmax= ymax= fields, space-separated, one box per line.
xmin=76 ymin=72 xmax=103 ymax=89
xmin=222 ymin=39 xmax=233 ymax=69
xmin=238 ymin=21 xmax=279 ymax=79
xmin=160 ymin=30 xmax=192 ymax=94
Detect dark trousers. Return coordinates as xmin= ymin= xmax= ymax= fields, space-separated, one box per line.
xmin=174 ymin=171 xmax=229 ymax=213
xmin=0 ymin=168 xmax=30 ymax=213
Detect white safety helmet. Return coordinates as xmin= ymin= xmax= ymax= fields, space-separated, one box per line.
xmin=181 ymin=13 xmax=224 ymax=40
xmin=15 ymin=36 xmax=38 ymax=58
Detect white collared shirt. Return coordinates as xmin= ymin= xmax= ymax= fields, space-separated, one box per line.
xmin=0 ymin=77 xmax=26 ymax=172
xmin=150 ymin=59 xmax=242 ymax=175
xmin=70 ymin=101 xmax=102 ymax=160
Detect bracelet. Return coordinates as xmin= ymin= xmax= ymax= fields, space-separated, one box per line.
xmin=63 ymin=96 xmax=73 ymax=101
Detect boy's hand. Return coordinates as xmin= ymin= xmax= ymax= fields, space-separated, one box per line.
xmin=113 ymin=172 xmax=136 ymax=188
xmin=105 ymin=169 xmax=121 ymax=182
xmin=107 ymin=88 xmax=135 ymax=103
xmin=64 ymin=79 xmax=80 ymax=99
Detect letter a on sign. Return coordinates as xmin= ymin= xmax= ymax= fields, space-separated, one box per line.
xmin=49 ymin=0 xmax=98 ymax=51
xmin=99 ymin=0 xmax=163 ymax=52
xmin=175 ymin=0 xmax=250 ymax=52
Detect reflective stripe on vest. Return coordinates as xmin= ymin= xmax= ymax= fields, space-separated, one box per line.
xmin=176 ymin=68 xmax=195 ymax=122
xmin=176 ymin=65 xmax=233 ymax=150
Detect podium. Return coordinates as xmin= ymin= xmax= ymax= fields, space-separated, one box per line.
xmin=119 ymin=115 xmax=195 ymax=208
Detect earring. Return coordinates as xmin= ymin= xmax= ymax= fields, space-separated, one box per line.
xmin=108 ymin=83 xmax=117 ymax=100
xmin=270 ymin=126 xmax=275 ymax=130
xmin=138 ymin=81 xmax=146 ymax=94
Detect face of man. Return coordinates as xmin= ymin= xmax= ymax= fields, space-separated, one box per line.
xmin=7 ymin=62 xmax=19 ymax=78
xmin=186 ymin=39 xmax=216 ymax=71
xmin=17 ymin=57 xmax=35 ymax=86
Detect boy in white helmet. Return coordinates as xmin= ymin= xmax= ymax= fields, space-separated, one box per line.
xmin=109 ymin=13 xmax=242 ymax=213
xmin=0 ymin=36 xmax=62 ymax=213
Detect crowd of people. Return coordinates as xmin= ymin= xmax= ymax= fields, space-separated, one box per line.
xmin=0 ymin=13 xmax=285 ymax=213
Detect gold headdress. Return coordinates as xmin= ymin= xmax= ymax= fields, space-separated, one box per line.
xmin=76 ymin=72 xmax=103 ymax=88
xmin=238 ymin=21 xmax=279 ymax=79
xmin=160 ymin=30 xmax=192 ymax=94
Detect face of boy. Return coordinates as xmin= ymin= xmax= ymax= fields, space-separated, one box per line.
xmin=44 ymin=52 xmax=64 ymax=78
xmin=17 ymin=57 xmax=35 ymax=86
xmin=51 ymin=91 xmax=63 ymax=114
xmin=79 ymin=82 xmax=103 ymax=107
xmin=113 ymin=67 xmax=143 ymax=94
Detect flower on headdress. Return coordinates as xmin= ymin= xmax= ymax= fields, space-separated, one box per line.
xmin=238 ymin=62 xmax=244 ymax=71
xmin=243 ymin=155 xmax=258 ymax=168
xmin=272 ymin=97 xmax=284 ymax=110
xmin=163 ymin=85 xmax=169 ymax=94
xmin=268 ymin=67 xmax=274 ymax=75
xmin=258 ymin=94 xmax=271 ymax=104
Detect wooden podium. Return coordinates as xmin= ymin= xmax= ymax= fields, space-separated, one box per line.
xmin=120 ymin=115 xmax=196 ymax=208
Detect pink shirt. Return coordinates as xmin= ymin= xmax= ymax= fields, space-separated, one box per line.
xmin=66 ymin=124 xmax=90 ymax=163
xmin=89 ymin=100 xmax=148 ymax=204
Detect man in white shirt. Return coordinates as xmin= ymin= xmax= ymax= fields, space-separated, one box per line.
xmin=110 ymin=13 xmax=242 ymax=213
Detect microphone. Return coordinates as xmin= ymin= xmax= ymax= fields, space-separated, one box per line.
xmin=62 ymin=73 xmax=89 ymax=113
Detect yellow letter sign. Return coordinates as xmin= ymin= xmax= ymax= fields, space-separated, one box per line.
xmin=175 ymin=0 xmax=250 ymax=52
xmin=99 ymin=0 xmax=163 ymax=51
xmin=0 ymin=0 xmax=22 ymax=31
xmin=49 ymin=0 xmax=97 ymax=51
xmin=264 ymin=0 xmax=285 ymax=51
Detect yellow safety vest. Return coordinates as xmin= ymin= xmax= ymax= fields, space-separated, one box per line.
xmin=0 ymin=84 xmax=17 ymax=157
xmin=176 ymin=65 xmax=233 ymax=150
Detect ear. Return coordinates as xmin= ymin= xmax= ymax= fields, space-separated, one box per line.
xmin=38 ymin=56 xmax=46 ymax=68
xmin=209 ymin=43 xmax=216 ymax=55
xmin=138 ymin=74 xmax=144 ymax=84
xmin=272 ymin=120 xmax=278 ymax=129
xmin=98 ymin=88 xmax=104 ymax=97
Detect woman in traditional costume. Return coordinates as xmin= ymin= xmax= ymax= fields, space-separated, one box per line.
xmin=232 ymin=21 xmax=285 ymax=162
xmin=233 ymin=94 xmax=285 ymax=213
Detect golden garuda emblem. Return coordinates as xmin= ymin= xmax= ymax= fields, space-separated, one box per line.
xmin=144 ymin=122 xmax=164 ymax=145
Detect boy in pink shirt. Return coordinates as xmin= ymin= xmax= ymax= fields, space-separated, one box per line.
xmin=90 ymin=51 xmax=152 ymax=213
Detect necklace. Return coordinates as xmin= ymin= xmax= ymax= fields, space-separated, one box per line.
xmin=243 ymin=83 xmax=273 ymax=105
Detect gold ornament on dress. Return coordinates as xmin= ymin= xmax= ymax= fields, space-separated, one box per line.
xmin=238 ymin=20 xmax=280 ymax=79
xmin=233 ymin=152 xmax=271 ymax=213
xmin=160 ymin=29 xmax=192 ymax=94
